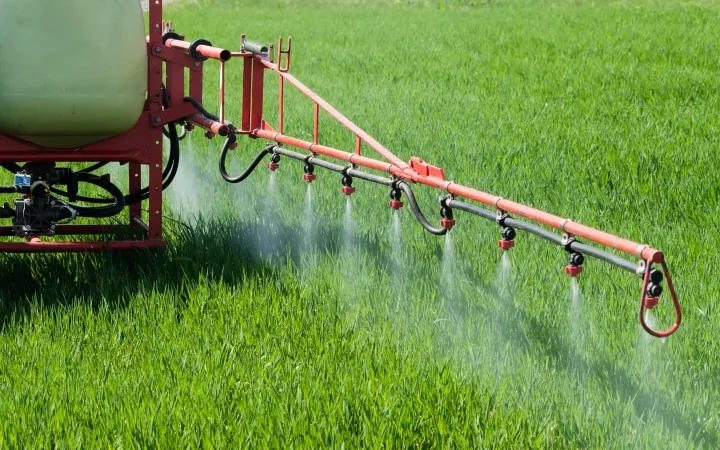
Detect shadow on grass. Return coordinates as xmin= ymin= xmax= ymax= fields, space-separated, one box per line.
xmin=0 ymin=213 xmax=387 ymax=327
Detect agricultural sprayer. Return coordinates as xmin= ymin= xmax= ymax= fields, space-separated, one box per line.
xmin=0 ymin=1 xmax=681 ymax=337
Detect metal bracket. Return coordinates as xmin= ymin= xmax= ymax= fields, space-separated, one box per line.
xmin=277 ymin=36 xmax=292 ymax=72
xmin=561 ymin=232 xmax=577 ymax=251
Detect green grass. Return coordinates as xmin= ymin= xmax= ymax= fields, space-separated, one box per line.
xmin=0 ymin=0 xmax=719 ymax=447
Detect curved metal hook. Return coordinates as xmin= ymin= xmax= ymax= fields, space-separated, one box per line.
xmin=639 ymin=259 xmax=682 ymax=337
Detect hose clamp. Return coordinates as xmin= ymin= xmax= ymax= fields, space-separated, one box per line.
xmin=559 ymin=218 xmax=573 ymax=233
xmin=635 ymin=244 xmax=648 ymax=258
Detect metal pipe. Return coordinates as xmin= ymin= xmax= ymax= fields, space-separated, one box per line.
xmin=346 ymin=169 xmax=393 ymax=186
xmin=309 ymin=157 xmax=344 ymax=173
xmin=186 ymin=113 xmax=228 ymax=136
xmin=244 ymin=41 xmax=269 ymax=57
xmin=272 ymin=146 xmax=395 ymax=185
xmin=165 ymin=38 xmax=231 ymax=61
xmin=447 ymin=199 xmax=640 ymax=275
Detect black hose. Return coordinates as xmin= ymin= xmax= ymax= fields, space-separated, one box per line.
xmin=49 ymin=121 xmax=180 ymax=205
xmin=397 ymin=181 xmax=447 ymax=235
xmin=0 ymin=163 xmax=21 ymax=173
xmin=0 ymin=186 xmax=19 ymax=194
xmin=79 ymin=161 xmax=110 ymax=173
xmin=219 ymin=135 xmax=272 ymax=184
xmin=163 ymin=124 xmax=187 ymax=141
xmin=60 ymin=173 xmax=126 ymax=218
xmin=125 ymin=121 xmax=180 ymax=204
xmin=183 ymin=96 xmax=219 ymax=121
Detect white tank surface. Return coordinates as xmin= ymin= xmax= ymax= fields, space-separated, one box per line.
xmin=0 ymin=0 xmax=148 ymax=148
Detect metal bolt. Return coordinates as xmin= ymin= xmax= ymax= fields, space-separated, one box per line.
xmin=154 ymin=116 xmax=162 ymax=124
xmin=194 ymin=61 xmax=201 ymax=67
xmin=154 ymin=46 xmax=163 ymax=53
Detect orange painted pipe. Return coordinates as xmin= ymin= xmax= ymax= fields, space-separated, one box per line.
xmin=187 ymin=113 xmax=228 ymax=136
xmin=165 ymin=38 xmax=231 ymax=61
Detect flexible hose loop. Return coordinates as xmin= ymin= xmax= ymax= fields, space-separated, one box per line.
xmin=397 ymin=181 xmax=447 ymax=236
xmin=219 ymin=137 xmax=272 ymax=184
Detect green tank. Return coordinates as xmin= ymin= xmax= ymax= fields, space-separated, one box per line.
xmin=0 ymin=0 xmax=147 ymax=149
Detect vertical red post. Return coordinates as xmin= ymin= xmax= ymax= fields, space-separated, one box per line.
xmin=147 ymin=1 xmax=164 ymax=243
xmin=250 ymin=57 xmax=265 ymax=131
xmin=241 ymin=56 xmax=252 ymax=132
xmin=167 ymin=63 xmax=184 ymax=108
xmin=128 ymin=162 xmax=142 ymax=224
xmin=277 ymin=37 xmax=285 ymax=134
xmin=148 ymin=137 xmax=163 ymax=241
xmin=278 ymin=71 xmax=285 ymax=134
xmin=355 ymin=135 xmax=362 ymax=155
xmin=189 ymin=64 xmax=203 ymax=104
xmin=313 ymin=103 xmax=319 ymax=144
xmin=219 ymin=61 xmax=226 ymax=124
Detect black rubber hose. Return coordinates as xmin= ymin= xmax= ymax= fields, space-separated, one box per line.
xmin=79 ymin=161 xmax=110 ymax=173
xmin=219 ymin=135 xmax=272 ymax=183
xmin=183 ymin=96 xmax=219 ymax=121
xmin=0 ymin=163 xmax=21 ymax=173
xmin=163 ymin=124 xmax=187 ymax=141
xmin=124 ymin=121 xmax=180 ymax=204
xmin=64 ymin=173 xmax=126 ymax=218
xmin=0 ymin=186 xmax=19 ymax=193
xmin=397 ymin=181 xmax=447 ymax=235
xmin=50 ymin=121 xmax=180 ymax=205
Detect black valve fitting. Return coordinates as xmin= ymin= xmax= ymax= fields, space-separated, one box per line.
xmin=390 ymin=188 xmax=402 ymax=201
xmin=569 ymin=252 xmax=584 ymax=267
xmin=647 ymin=282 xmax=663 ymax=297
xmin=649 ymin=268 xmax=663 ymax=284
xmin=502 ymin=226 xmax=516 ymax=241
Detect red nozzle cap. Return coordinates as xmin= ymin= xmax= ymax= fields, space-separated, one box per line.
xmin=498 ymin=239 xmax=515 ymax=250
xmin=205 ymin=131 xmax=215 ymax=139
xmin=229 ymin=142 xmax=238 ymax=150
xmin=564 ymin=265 xmax=583 ymax=277
xmin=389 ymin=200 xmax=404 ymax=210
xmin=644 ymin=297 xmax=659 ymax=309
xmin=440 ymin=218 xmax=455 ymax=230
xmin=341 ymin=186 xmax=356 ymax=196
xmin=267 ymin=162 xmax=279 ymax=171
xmin=304 ymin=174 xmax=316 ymax=182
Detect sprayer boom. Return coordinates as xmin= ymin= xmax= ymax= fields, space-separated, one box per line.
xmin=207 ymin=31 xmax=680 ymax=338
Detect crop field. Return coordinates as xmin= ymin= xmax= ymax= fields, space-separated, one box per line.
xmin=0 ymin=0 xmax=718 ymax=447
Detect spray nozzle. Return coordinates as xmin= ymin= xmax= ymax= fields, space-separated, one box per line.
xmin=439 ymin=197 xmax=455 ymax=230
xmin=267 ymin=153 xmax=280 ymax=171
xmin=341 ymin=175 xmax=355 ymax=195
xmin=564 ymin=251 xmax=584 ymax=277
xmin=389 ymin=187 xmax=403 ymax=210
xmin=303 ymin=163 xmax=316 ymax=182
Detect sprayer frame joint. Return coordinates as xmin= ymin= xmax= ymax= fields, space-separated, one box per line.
xmin=496 ymin=211 xmax=510 ymax=226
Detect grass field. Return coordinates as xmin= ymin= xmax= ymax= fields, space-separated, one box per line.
xmin=0 ymin=0 xmax=719 ymax=447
